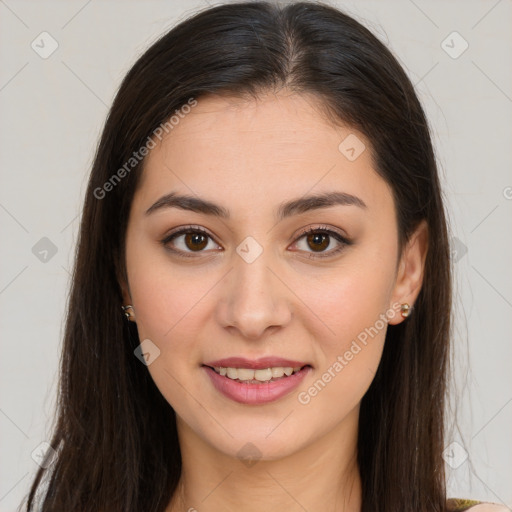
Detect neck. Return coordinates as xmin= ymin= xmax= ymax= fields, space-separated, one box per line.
xmin=166 ymin=407 xmax=362 ymax=512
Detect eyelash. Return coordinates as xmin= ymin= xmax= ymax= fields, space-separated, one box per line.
xmin=160 ymin=224 xmax=352 ymax=260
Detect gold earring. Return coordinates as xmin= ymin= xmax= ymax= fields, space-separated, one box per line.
xmin=122 ymin=305 xmax=135 ymax=321
xmin=400 ymin=303 xmax=412 ymax=318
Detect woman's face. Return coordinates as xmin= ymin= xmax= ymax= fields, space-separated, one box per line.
xmin=122 ymin=91 xmax=427 ymax=461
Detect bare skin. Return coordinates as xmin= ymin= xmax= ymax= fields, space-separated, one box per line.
xmin=120 ymin=89 xmax=428 ymax=512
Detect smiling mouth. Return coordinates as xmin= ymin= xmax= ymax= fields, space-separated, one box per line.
xmin=203 ymin=364 xmax=311 ymax=384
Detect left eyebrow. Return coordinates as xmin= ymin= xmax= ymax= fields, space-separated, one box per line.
xmin=276 ymin=191 xmax=367 ymax=220
xmin=144 ymin=190 xmax=367 ymax=220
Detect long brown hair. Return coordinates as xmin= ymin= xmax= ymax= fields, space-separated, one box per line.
xmin=23 ymin=1 xmax=452 ymax=510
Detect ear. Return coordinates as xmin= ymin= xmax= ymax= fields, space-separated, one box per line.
xmin=120 ymin=279 xmax=132 ymax=306
xmin=117 ymin=264 xmax=136 ymax=322
xmin=115 ymin=260 xmax=131 ymax=304
xmin=387 ymin=219 xmax=429 ymax=325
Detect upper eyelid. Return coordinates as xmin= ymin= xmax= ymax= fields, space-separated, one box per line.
xmin=163 ymin=224 xmax=347 ymax=241
xmin=162 ymin=224 xmax=349 ymax=252
xmin=163 ymin=225 xmax=219 ymax=244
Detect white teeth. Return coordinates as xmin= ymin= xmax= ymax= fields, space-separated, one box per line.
xmin=271 ymin=367 xmax=285 ymax=378
xmin=212 ymin=365 xmax=304 ymax=382
xmin=237 ymin=368 xmax=257 ymax=381
xmin=226 ymin=367 xmax=238 ymax=379
xmin=254 ymin=368 xmax=272 ymax=381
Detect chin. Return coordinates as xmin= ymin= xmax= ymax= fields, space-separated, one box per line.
xmin=201 ymin=419 xmax=311 ymax=462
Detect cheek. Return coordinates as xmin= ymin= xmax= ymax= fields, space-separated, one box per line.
xmin=130 ymin=268 xmax=212 ymax=354
xmin=127 ymin=263 xmax=211 ymax=411
xmin=305 ymin=261 xmax=393 ymax=345
xmin=297 ymin=263 xmax=392 ymax=402
xmin=125 ymin=226 xmax=212 ymax=342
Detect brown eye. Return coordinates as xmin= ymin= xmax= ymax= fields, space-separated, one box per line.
xmin=161 ymin=226 xmax=220 ymax=257
xmin=306 ymin=232 xmax=330 ymax=252
xmin=183 ymin=232 xmax=208 ymax=251
xmin=292 ymin=226 xmax=351 ymax=259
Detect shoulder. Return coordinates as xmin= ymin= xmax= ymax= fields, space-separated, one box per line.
xmin=447 ymin=498 xmax=512 ymax=512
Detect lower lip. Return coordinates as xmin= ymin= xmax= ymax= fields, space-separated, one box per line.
xmin=203 ymin=365 xmax=312 ymax=405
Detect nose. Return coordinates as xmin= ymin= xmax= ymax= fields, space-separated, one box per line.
xmin=216 ymin=249 xmax=293 ymax=341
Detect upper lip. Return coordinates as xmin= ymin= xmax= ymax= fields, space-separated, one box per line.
xmin=203 ymin=357 xmax=311 ymax=369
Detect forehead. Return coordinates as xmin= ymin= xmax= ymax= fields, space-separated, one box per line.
xmin=156 ymin=91 xmax=350 ymax=154
xmin=135 ymin=91 xmax=394 ymax=221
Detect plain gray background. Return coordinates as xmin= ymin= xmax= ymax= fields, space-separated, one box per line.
xmin=0 ymin=0 xmax=511 ymax=510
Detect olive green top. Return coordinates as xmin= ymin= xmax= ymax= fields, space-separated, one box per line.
xmin=447 ymin=498 xmax=496 ymax=511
